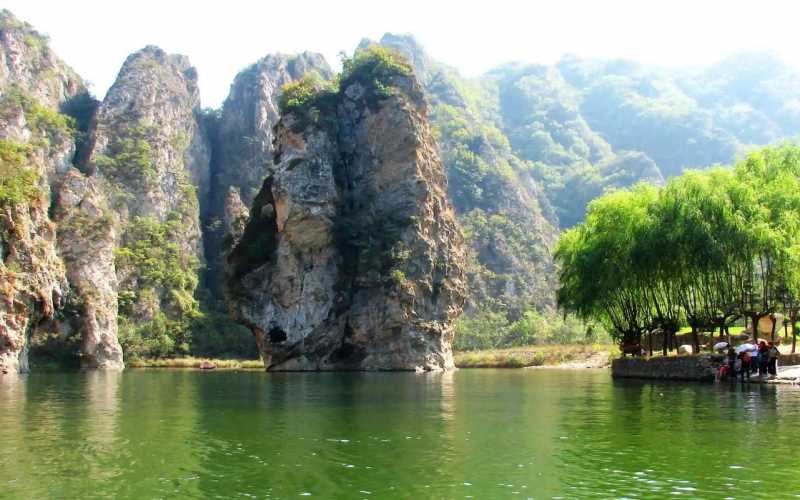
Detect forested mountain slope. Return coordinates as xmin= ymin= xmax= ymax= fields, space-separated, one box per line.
xmin=491 ymin=52 xmax=800 ymax=227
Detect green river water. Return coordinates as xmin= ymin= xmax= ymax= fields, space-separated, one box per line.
xmin=1 ymin=369 xmax=799 ymax=499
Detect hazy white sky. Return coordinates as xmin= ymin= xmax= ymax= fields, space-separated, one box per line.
xmin=6 ymin=0 xmax=800 ymax=107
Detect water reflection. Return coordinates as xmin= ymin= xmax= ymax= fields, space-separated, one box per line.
xmin=0 ymin=369 xmax=799 ymax=498
xmin=84 ymin=371 xmax=123 ymax=485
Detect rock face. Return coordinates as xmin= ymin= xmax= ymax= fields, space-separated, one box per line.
xmin=0 ymin=10 xmax=84 ymax=110
xmin=0 ymin=186 xmax=67 ymax=373
xmin=212 ymin=53 xmax=332 ymax=208
xmin=54 ymin=170 xmax=123 ymax=369
xmin=0 ymin=11 xmax=78 ymax=372
xmin=205 ymin=53 xmax=331 ymax=295
xmin=226 ymin=66 xmax=466 ymax=371
xmin=85 ymin=46 xmax=210 ymax=355
xmin=366 ymin=34 xmax=559 ymax=316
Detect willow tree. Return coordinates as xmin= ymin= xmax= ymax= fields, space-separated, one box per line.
xmin=555 ymin=185 xmax=658 ymax=344
xmin=733 ymin=145 xmax=800 ymax=341
xmin=658 ymin=169 xmax=765 ymax=349
xmin=736 ymin=144 xmax=800 ymax=344
xmin=556 ymin=143 xmax=800 ymax=354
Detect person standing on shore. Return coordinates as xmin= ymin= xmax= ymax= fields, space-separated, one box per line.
xmin=739 ymin=350 xmax=751 ymax=382
xmin=768 ymin=342 xmax=780 ymax=378
xmin=727 ymin=347 xmax=738 ymax=380
xmin=758 ymin=341 xmax=769 ymax=377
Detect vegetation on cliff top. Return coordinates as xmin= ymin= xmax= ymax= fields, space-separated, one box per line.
xmin=278 ymin=45 xmax=412 ymax=130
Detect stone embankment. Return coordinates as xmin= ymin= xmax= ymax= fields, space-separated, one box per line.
xmin=612 ymin=355 xmax=724 ymax=381
xmin=613 ymin=354 xmax=800 ymax=383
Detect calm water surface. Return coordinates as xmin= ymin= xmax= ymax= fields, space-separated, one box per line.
xmin=1 ymin=369 xmax=799 ymax=499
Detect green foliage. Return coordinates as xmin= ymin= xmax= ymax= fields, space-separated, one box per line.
xmin=115 ymin=213 xmax=201 ymax=358
xmin=389 ymin=268 xmax=407 ymax=285
xmin=94 ymin=123 xmax=157 ymax=182
xmin=118 ymin=312 xmax=184 ymax=360
xmin=0 ymin=87 xmax=76 ymax=142
xmin=341 ymin=44 xmax=413 ymax=88
xmin=454 ymin=308 xmax=607 ymax=351
xmin=187 ymin=308 xmax=259 ymax=359
xmin=555 ymin=144 xmax=800 ymax=344
xmin=277 ymin=46 xmax=412 ymax=131
xmin=116 ymin=214 xmax=200 ymax=305
xmin=278 ymin=72 xmax=334 ymax=113
xmin=0 ymin=140 xmax=39 ymax=207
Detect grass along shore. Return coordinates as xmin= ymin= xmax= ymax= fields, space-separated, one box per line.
xmin=128 ymin=344 xmax=615 ymax=370
xmin=454 ymin=344 xmax=614 ymax=368
xmin=128 ymin=357 xmax=264 ymax=369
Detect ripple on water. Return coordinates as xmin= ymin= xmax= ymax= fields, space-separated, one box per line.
xmin=0 ymin=370 xmax=799 ymax=498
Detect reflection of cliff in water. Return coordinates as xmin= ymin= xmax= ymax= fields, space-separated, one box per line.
xmin=84 ymin=371 xmax=123 ymax=485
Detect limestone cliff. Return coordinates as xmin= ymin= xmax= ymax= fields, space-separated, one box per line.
xmin=205 ymin=53 xmax=331 ymax=295
xmin=226 ymin=53 xmax=466 ymax=371
xmin=0 ymin=11 xmax=79 ymax=372
xmin=54 ymin=170 xmax=123 ymax=369
xmin=0 ymin=10 xmax=84 ymax=110
xmin=364 ymin=34 xmax=559 ymax=317
xmin=85 ymin=46 xmax=210 ymax=357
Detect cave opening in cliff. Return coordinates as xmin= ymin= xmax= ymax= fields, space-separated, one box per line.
xmin=267 ymin=326 xmax=287 ymax=344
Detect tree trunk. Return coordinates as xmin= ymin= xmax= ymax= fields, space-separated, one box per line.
xmin=770 ymin=314 xmax=776 ymax=343
xmin=792 ymin=316 xmax=797 ymax=354
xmin=750 ymin=314 xmax=759 ymax=342
xmin=648 ymin=330 xmax=653 ymax=356
xmin=691 ymin=326 xmax=699 ymax=354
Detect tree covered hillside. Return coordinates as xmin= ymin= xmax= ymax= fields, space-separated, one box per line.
xmin=490 ymin=52 xmax=800 ymax=227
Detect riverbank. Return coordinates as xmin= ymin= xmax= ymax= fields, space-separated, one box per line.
xmin=453 ymin=344 xmax=614 ymax=369
xmin=128 ymin=345 xmax=615 ymax=370
xmin=128 ymin=357 xmax=264 ymax=370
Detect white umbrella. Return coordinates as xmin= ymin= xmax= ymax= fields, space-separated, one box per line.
xmin=736 ymin=343 xmax=756 ymax=354
xmin=713 ymin=341 xmax=729 ymax=352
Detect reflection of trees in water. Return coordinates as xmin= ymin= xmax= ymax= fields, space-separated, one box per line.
xmin=0 ymin=372 xmax=124 ymax=496
xmin=560 ymin=377 xmax=791 ymax=496
xmin=441 ymin=370 xmax=570 ymax=496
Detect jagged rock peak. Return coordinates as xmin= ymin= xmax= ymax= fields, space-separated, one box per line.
xmin=100 ymin=45 xmax=201 ymax=114
xmin=81 ymin=45 xmax=211 ymax=366
xmin=215 ymin=51 xmax=332 ymax=206
xmin=89 ymin=44 xmax=210 ymax=220
xmin=226 ymin=54 xmax=467 ymax=371
xmin=202 ymin=52 xmax=333 ymax=298
xmin=54 ymin=169 xmax=123 ymax=370
xmin=371 ymin=33 xmax=432 ymax=79
xmin=0 ymin=9 xmax=86 ymax=108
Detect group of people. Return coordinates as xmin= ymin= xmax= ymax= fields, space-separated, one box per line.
xmin=724 ymin=341 xmax=781 ymax=381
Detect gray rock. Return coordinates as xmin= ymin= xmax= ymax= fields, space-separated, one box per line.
xmin=226 ymin=73 xmax=466 ymax=371
xmin=54 ymin=169 xmax=123 ymax=369
xmin=86 ymin=45 xmax=211 ymax=340
xmin=205 ymin=53 xmax=332 ymax=297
